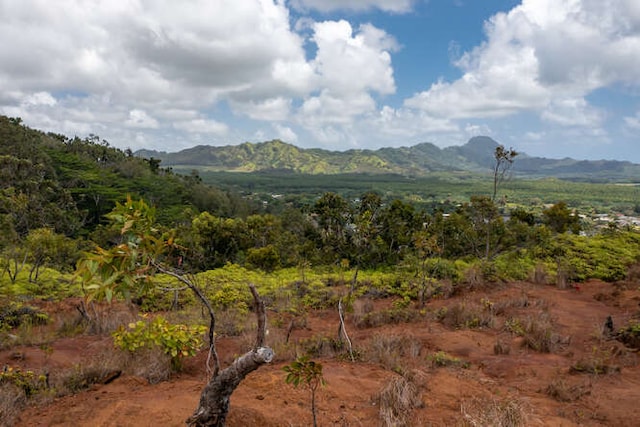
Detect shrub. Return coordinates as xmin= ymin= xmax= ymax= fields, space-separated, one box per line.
xmin=436 ymin=301 xmax=495 ymax=330
xmin=364 ymin=334 xmax=422 ymax=372
xmin=423 ymin=257 xmax=462 ymax=282
xmin=0 ymin=302 xmax=49 ymax=331
xmin=376 ymin=373 xmax=422 ymax=427
xmin=494 ymin=252 xmax=535 ymax=281
xmin=616 ymin=320 xmax=640 ymax=350
xmin=570 ymin=346 xmax=620 ymax=375
xmin=545 ymin=378 xmax=589 ymax=402
xmin=112 ymin=315 xmax=206 ymax=371
xmin=505 ymin=313 xmax=564 ymax=353
xmin=427 ymin=351 xmax=469 ymax=369
xmin=0 ymin=366 xmax=48 ymax=398
xmin=460 ymin=396 xmax=529 ymax=427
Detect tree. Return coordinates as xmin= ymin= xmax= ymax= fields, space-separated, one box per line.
xmin=492 ymin=145 xmax=518 ymax=202
xmin=76 ymin=196 xmax=274 ymax=426
xmin=469 ymin=196 xmax=504 ymax=259
xmin=312 ymin=192 xmax=352 ymax=263
xmin=542 ymin=201 xmax=581 ymax=234
xmin=283 ymin=355 xmax=326 ymax=427
xmin=378 ymin=199 xmax=420 ymax=264
xmin=25 ymin=228 xmax=78 ymax=282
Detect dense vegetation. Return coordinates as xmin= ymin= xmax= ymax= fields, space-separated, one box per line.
xmin=196 ymin=170 xmax=640 ymax=215
xmin=1 ymin=115 xmax=640 ymax=297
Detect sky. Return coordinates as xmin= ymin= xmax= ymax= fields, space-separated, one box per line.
xmin=1 ymin=0 xmax=639 ymax=162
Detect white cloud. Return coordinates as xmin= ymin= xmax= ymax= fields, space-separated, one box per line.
xmin=290 ymin=0 xmax=415 ymax=13
xmin=125 ymin=109 xmax=159 ymax=129
xmin=23 ymin=92 xmax=57 ymax=107
xmin=541 ymin=97 xmax=604 ymax=127
xmin=297 ymin=20 xmax=398 ymax=141
xmin=173 ymin=119 xmax=228 ymax=135
xmin=404 ymin=0 xmax=640 ymax=126
xmin=230 ymin=97 xmax=291 ymax=121
xmin=464 ymin=123 xmax=493 ymax=139
xmin=0 ymin=0 xmax=309 ymax=138
xmin=624 ymin=111 xmax=640 ymax=130
xmin=272 ymin=123 xmax=298 ymax=142
xmin=0 ymin=0 xmax=637 ymax=161
xmin=311 ymin=21 xmax=397 ymax=95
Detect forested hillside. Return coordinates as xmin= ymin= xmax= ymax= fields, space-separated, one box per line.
xmin=137 ymin=135 xmax=640 ymax=181
xmin=0 ymin=115 xmax=254 ymax=237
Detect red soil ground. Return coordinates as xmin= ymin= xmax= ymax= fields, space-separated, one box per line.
xmin=3 ymin=278 xmax=640 ymax=426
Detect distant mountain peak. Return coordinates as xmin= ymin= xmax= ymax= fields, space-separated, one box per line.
xmin=465 ymin=136 xmax=500 ymax=150
xmin=132 ymin=136 xmax=640 ymax=181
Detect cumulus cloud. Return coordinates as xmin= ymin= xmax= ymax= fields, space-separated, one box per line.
xmin=1 ymin=0 xmax=638 ymax=159
xmin=125 ymin=109 xmax=159 ymax=129
xmin=290 ymin=0 xmax=415 ymax=13
xmin=541 ymin=98 xmax=604 ymax=127
xmin=298 ymin=20 xmax=398 ymax=140
xmin=173 ymin=119 xmax=228 ymax=135
xmin=404 ymin=0 xmax=640 ymax=125
xmin=272 ymin=123 xmax=298 ymax=142
xmin=0 ymin=0 xmax=307 ymax=140
xmin=624 ymin=111 xmax=640 ymax=130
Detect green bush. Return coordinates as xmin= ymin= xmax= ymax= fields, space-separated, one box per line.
xmin=494 ymin=252 xmax=536 ymax=281
xmin=112 ymin=315 xmax=206 ymax=370
xmin=0 ymin=301 xmax=49 ymax=332
xmin=0 ymin=366 xmax=48 ymax=397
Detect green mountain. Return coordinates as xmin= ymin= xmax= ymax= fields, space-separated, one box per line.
xmin=0 ymin=115 xmax=252 ymax=238
xmin=136 ymin=136 xmax=640 ymax=181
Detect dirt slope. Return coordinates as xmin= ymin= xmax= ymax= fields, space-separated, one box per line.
xmin=4 ymin=279 xmax=640 ymax=426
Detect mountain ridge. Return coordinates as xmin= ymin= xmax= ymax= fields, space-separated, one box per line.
xmin=135 ymin=136 xmax=640 ymax=181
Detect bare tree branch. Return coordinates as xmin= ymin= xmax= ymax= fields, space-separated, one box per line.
xmin=153 ymin=262 xmax=220 ymax=378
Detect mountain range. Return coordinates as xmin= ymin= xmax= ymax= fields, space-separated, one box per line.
xmin=136 ymin=136 xmax=640 ymax=181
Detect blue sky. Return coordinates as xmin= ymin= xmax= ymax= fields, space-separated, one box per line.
xmin=1 ymin=0 xmax=639 ymax=162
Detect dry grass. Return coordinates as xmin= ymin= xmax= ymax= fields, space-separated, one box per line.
xmin=363 ymin=334 xmax=423 ymax=372
xmin=626 ymin=262 xmax=640 ymax=282
xmin=376 ymin=373 xmax=423 ymax=427
xmin=353 ymin=306 xmax=420 ymax=329
xmin=436 ymin=301 xmax=495 ymax=330
xmin=493 ymin=338 xmax=511 ymax=355
xmin=53 ymin=344 xmax=172 ymax=392
xmin=545 ymin=378 xmax=590 ymax=402
xmin=79 ymin=302 xmax=139 ymax=335
xmin=298 ymin=334 xmax=345 ymax=359
xmin=570 ymin=346 xmax=621 ymax=375
xmin=0 ymin=383 xmax=27 ymax=427
xmin=460 ymin=396 xmax=529 ymax=427
xmin=505 ymin=313 xmax=566 ymax=353
xmin=463 ymin=264 xmax=485 ymax=289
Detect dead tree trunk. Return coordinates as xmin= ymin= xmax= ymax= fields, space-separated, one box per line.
xmin=186 ymin=284 xmax=274 ymax=427
xmin=186 ymin=347 xmax=274 ymax=426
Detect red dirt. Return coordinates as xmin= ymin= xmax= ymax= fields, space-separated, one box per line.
xmin=4 ymin=279 xmax=640 ymax=426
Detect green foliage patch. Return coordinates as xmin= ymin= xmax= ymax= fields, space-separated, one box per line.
xmin=112 ymin=315 xmax=206 ymax=370
xmin=0 ymin=366 xmax=48 ymax=398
